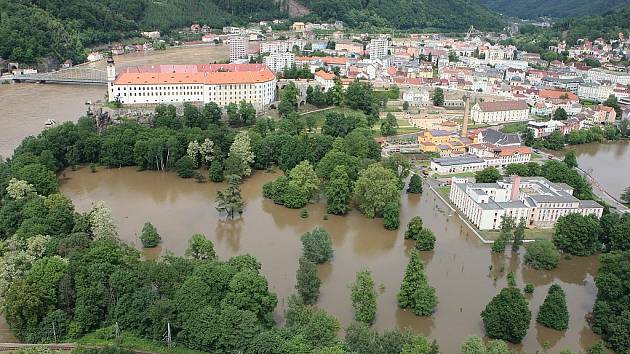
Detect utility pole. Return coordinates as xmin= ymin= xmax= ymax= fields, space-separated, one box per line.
xmin=167 ymin=322 xmax=172 ymax=348
xmin=115 ymin=322 xmax=120 ymax=340
xmin=52 ymin=322 xmax=57 ymax=343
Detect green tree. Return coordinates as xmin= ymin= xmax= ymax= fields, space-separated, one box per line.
xmin=475 ymin=167 xmax=502 ymax=183
xmin=175 ymin=156 xmax=195 ymax=178
xmin=140 ymin=222 xmax=161 ymax=248
xmin=402 ymin=101 xmax=410 ymax=111
xmin=432 ymin=88 xmax=444 ymax=107
xmin=383 ymin=202 xmax=400 ymax=230
xmin=203 ymin=102 xmax=223 ymax=125
xmin=460 ymin=335 xmax=486 ymax=354
xmin=223 ymin=269 xmax=278 ymax=326
xmin=492 ymin=216 xmax=515 ymax=253
xmin=183 ymin=103 xmax=206 ymax=128
xmin=296 ymin=256 xmax=321 ymax=305
xmin=216 ymin=175 xmax=245 ymax=219
xmin=563 ymin=150 xmax=578 ymax=168
xmin=481 ymin=287 xmax=531 ymax=343
xmin=228 ymin=131 xmax=255 ymax=177
xmin=398 ymin=251 xmax=437 ymax=316
xmin=404 ymin=217 xmax=423 ymax=240
xmin=621 ymin=186 xmax=630 ymax=204
xmin=416 ymin=229 xmax=436 ymax=251
xmin=380 ymin=113 xmax=398 ymax=136
xmin=511 ymin=218 xmax=525 ymax=252
xmin=586 ymin=341 xmax=607 ymax=354
xmin=301 ymin=228 xmax=334 ymax=264
xmin=185 ymin=234 xmax=217 ymax=260
xmin=522 ymin=128 xmax=535 ymax=147
xmin=239 ymin=100 xmax=257 ymax=126
xmin=407 ymin=174 xmax=422 ymax=194
xmin=353 ymin=164 xmax=400 ymax=218
xmin=208 ymin=160 xmax=224 ymax=182
xmin=524 ymin=239 xmax=561 ymax=270
xmin=16 ymin=163 xmax=58 ymax=196
xmin=537 ymin=284 xmax=569 ymax=330
xmin=351 ymin=270 xmax=377 ymax=324
xmin=227 ymin=102 xmax=241 ymax=126
xmin=603 ymin=94 xmax=622 ymax=119
xmin=553 ymin=213 xmax=602 ymax=256
xmin=325 ymin=166 xmax=352 ymax=215
xmin=553 ymin=107 xmax=568 ymax=121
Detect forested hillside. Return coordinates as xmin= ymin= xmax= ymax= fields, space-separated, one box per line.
xmin=299 ymin=0 xmax=504 ymax=31
xmin=480 ymin=0 xmax=630 ymax=19
xmin=0 ymin=0 xmax=285 ymax=65
xmin=504 ymin=5 xmax=630 ymax=55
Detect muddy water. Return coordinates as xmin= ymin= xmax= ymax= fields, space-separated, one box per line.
xmin=53 ymin=167 xmax=602 ymax=353
xmin=564 ymin=141 xmax=630 ymax=199
xmin=0 ymin=45 xmax=229 ymax=158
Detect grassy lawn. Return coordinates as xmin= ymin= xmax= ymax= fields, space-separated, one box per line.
xmin=79 ymin=329 xmax=207 ymax=354
xmin=300 ymin=107 xmax=366 ymax=127
xmin=481 ymin=228 xmax=554 ymax=241
xmin=500 ymin=122 xmax=528 ymax=134
xmin=432 ymin=171 xmax=476 ymax=178
xmin=436 ymin=185 xmax=451 ymax=200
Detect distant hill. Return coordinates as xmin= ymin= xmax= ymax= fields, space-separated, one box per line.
xmin=505 ymin=5 xmax=630 ymax=56
xmin=480 ymin=0 xmax=630 ymax=19
xmin=298 ymin=0 xmax=505 ymax=31
xmin=0 ymin=0 xmax=285 ymax=65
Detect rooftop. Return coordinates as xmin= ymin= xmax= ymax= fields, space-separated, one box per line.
xmin=477 ymin=100 xmax=528 ymax=112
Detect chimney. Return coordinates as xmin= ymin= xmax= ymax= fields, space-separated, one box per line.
xmin=510 ymin=175 xmax=521 ymax=201
xmin=461 ymin=94 xmax=470 ymax=137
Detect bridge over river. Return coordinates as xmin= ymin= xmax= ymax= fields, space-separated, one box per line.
xmin=12 ymin=67 xmax=107 ymax=85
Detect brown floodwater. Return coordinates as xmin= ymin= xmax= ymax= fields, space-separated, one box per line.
xmin=563 ymin=141 xmax=630 ymax=199
xmin=48 ymin=167 xmax=603 ymax=353
xmin=0 ymin=45 xmax=229 ymax=158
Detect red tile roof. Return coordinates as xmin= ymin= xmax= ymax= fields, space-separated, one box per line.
xmin=477 ymin=100 xmax=528 ymax=112
xmin=115 ymin=66 xmax=275 ymax=85
xmin=315 ymin=70 xmax=336 ymax=80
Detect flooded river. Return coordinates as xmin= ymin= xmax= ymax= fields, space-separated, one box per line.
xmin=0 ymin=45 xmax=229 ymax=158
xmin=52 ymin=167 xmax=602 ymax=353
xmin=566 ymin=141 xmax=630 ymax=199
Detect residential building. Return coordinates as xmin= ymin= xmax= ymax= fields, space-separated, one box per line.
xmin=528 ymin=118 xmax=582 ymax=138
xmin=264 ymin=52 xmax=295 ymax=72
xmin=402 ymin=88 xmax=430 ymax=107
xmin=261 ymin=41 xmax=290 ymax=54
xmin=541 ymin=77 xmax=584 ymax=93
xmin=292 ymin=22 xmax=305 ymax=32
xmin=471 ymin=100 xmax=529 ymax=124
xmin=418 ymin=129 xmax=472 ymax=156
xmin=587 ymin=68 xmax=630 ymax=86
xmin=468 ymin=144 xmax=532 ymax=168
xmin=450 ymin=176 xmax=603 ymax=230
xmin=474 ymin=128 xmax=521 ymax=147
xmin=369 ymin=37 xmax=389 ymax=60
xmin=108 ymin=64 xmax=276 ymax=111
xmin=229 ymin=36 xmax=247 ymax=63
xmin=314 ymin=70 xmax=336 ymax=91
xmin=577 ymin=82 xmax=614 ymax=102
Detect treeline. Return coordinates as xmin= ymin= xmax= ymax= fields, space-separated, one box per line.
xmin=523 ymin=123 xmax=628 ymax=151
xmin=503 ymin=5 xmax=630 ymax=55
xmin=298 ymin=0 xmax=504 ymax=31
xmin=0 ymin=0 xmax=285 ymax=65
xmin=480 ymin=0 xmax=630 ymax=19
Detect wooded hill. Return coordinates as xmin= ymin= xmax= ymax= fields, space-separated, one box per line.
xmin=480 ymin=0 xmax=630 ymax=19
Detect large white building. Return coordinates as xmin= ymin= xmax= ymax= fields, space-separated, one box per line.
xmin=586 ymin=68 xmax=630 ymax=86
xmin=229 ymin=36 xmax=248 ymax=63
xmin=577 ymin=82 xmax=614 ymax=102
xmin=264 ymin=52 xmax=295 ymax=72
xmin=449 ymin=176 xmax=603 ymax=230
xmin=369 ymin=37 xmax=389 ymax=60
xmin=471 ymin=100 xmax=529 ymax=124
xmin=107 ymin=63 xmax=276 ymax=110
xmin=467 ymin=144 xmax=532 ymax=168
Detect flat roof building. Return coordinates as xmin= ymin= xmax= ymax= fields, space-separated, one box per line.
xmin=449 ymin=176 xmax=603 ymax=230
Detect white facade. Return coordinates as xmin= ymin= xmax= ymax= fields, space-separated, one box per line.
xmin=471 ymin=101 xmax=529 ymax=124
xmin=369 ymin=38 xmax=388 ymax=60
xmin=261 ymin=41 xmax=290 ymax=54
xmin=403 ymin=88 xmax=430 ymax=107
xmin=577 ymin=83 xmax=614 ymax=102
xmin=264 ymin=52 xmax=295 ymax=72
xmin=430 ymin=155 xmax=488 ymax=174
xmin=587 ymin=68 xmax=630 ymax=86
xmin=229 ymin=36 xmax=247 ymax=63
xmin=449 ymin=176 xmax=603 ymax=230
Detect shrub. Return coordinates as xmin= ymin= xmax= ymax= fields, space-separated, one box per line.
xmin=301 ymin=228 xmax=333 ymax=264
xmin=175 ymin=156 xmax=194 ymax=178
xmin=537 ymin=284 xmax=569 ymax=330
xmin=407 ymin=174 xmax=422 ymax=193
xmin=139 ymin=222 xmax=161 ymax=248
xmin=415 ymin=228 xmax=436 ymax=251
xmin=524 ymin=239 xmax=561 ymax=270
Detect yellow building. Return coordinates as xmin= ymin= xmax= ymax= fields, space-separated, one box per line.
xmin=292 ymin=22 xmax=305 ymax=32
xmin=418 ymin=129 xmax=474 ymax=156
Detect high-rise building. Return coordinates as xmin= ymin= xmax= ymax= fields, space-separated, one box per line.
xmin=229 ymin=36 xmax=247 ymax=62
xmin=264 ymin=52 xmax=295 ymax=72
xmin=369 ymin=37 xmax=388 ymax=60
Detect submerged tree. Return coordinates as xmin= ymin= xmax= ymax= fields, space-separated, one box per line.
xmin=398 ymin=251 xmax=437 ymax=316
xmin=537 ymin=284 xmax=569 ymax=331
xmin=351 ymin=270 xmax=377 ymax=324
xmin=139 ymin=222 xmax=161 ymax=248
xmin=301 ymin=228 xmax=334 ymax=264
xmin=215 ymin=175 xmax=245 ymax=219
xmin=296 ymin=256 xmax=321 ymax=305
xmin=481 ymin=287 xmax=531 ymax=343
